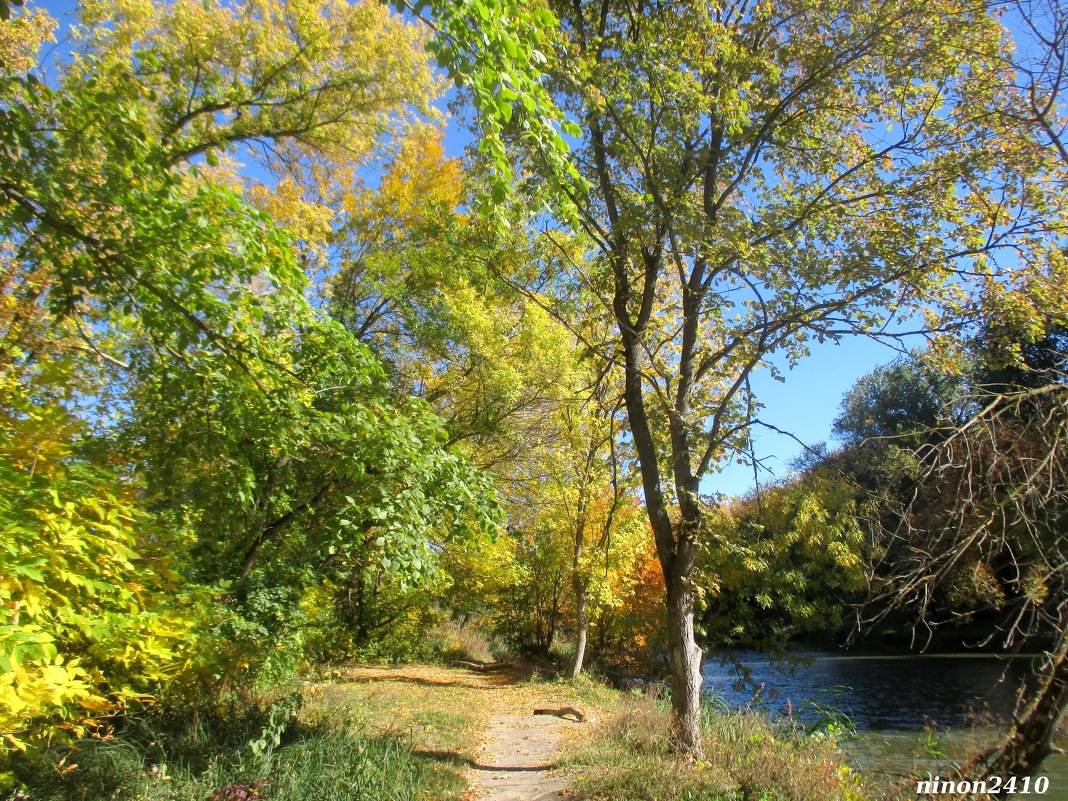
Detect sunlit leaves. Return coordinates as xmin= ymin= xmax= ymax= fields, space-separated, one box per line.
xmin=0 ymin=0 xmax=502 ymax=771
xmin=0 ymin=429 xmax=197 ymax=779
xmin=399 ymin=0 xmax=586 ymax=223
xmin=74 ymin=0 xmax=438 ymax=171
xmin=700 ymin=475 xmax=866 ymax=646
xmin=0 ymin=5 xmax=53 ymax=73
xmin=536 ymin=0 xmax=1067 ymax=486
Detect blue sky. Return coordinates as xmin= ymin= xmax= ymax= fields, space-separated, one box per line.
xmin=31 ymin=0 xmax=918 ymax=498
xmin=713 ymin=335 xmax=917 ymax=497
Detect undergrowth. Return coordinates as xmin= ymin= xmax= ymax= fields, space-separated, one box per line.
xmin=9 ymin=683 xmax=470 ymax=801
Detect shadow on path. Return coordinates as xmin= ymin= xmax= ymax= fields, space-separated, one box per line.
xmin=341 ymin=663 xmax=575 ymax=800
xmin=414 ymin=749 xmax=558 ymax=772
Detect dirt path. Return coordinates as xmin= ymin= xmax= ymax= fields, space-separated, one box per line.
xmin=460 ymin=665 xmax=584 ymax=801
xmin=339 ymin=663 xmax=587 ymax=801
xmin=468 ymin=709 xmax=574 ymax=801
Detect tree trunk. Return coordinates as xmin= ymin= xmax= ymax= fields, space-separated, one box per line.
xmin=617 ymin=328 xmax=706 ymax=757
xmin=970 ymin=629 xmax=1068 ymax=779
xmin=569 ymin=495 xmax=590 ymax=679
xmin=569 ymin=574 xmax=588 ymax=678
xmin=665 ymin=555 xmax=704 ymax=756
xmin=354 ymin=567 xmax=369 ymax=644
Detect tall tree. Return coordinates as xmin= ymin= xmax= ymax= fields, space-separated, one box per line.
xmin=554 ymin=357 xmax=625 ymax=677
xmin=502 ymin=0 xmax=1065 ymax=754
xmin=325 ymin=132 xmax=636 ymax=671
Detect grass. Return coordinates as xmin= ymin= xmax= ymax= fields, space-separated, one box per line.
xmin=14 ymin=667 xmax=488 ymax=801
xmin=561 ymin=692 xmax=874 ymax=801
xmin=422 ymin=618 xmax=501 ymax=664
xmin=310 ymin=664 xmax=492 ymax=759
xmin=17 ymin=719 xmax=456 ymax=801
xmin=11 ymin=663 xmax=897 ymax=801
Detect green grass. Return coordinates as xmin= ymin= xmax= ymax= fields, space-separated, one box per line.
xmin=20 ymin=727 xmax=462 ymax=801
xmin=10 ymin=665 xmax=892 ymax=801
xmin=13 ymin=670 xmax=484 ymax=801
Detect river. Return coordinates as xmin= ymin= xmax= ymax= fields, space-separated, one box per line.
xmin=702 ymin=650 xmax=1068 ymax=796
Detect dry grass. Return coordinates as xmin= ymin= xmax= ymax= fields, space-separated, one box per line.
xmin=306 ymin=664 xmax=613 ymax=760
xmin=427 ymin=618 xmax=499 ymax=664
xmin=306 ymin=664 xmax=621 ymax=800
xmin=563 ymin=692 xmax=872 ymax=801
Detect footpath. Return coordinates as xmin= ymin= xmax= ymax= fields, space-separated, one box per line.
xmin=342 ymin=663 xmax=590 ymax=801
xmin=457 ymin=663 xmax=585 ymax=801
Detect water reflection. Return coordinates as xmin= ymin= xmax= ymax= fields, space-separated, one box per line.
xmin=701 ymin=650 xmax=1028 ymax=730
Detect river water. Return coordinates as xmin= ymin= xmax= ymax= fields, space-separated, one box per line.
xmin=702 ymin=650 xmax=1068 ymax=795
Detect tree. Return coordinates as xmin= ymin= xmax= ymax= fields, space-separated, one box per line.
xmin=325 ymin=131 xmax=578 ymax=468
xmin=0 ymin=0 xmax=499 ymax=769
xmin=74 ymin=0 xmax=437 ymax=171
xmin=324 ymin=130 xmax=642 ymax=674
xmin=560 ymin=385 xmax=622 ymax=678
xmin=0 ymin=2 xmax=51 ymax=71
xmin=579 ymin=495 xmax=663 ymax=674
xmin=0 ymin=352 xmax=202 ymax=785
xmin=588 ymin=534 xmax=668 ymax=675
xmin=1 ymin=0 xmax=439 ymax=395
xmin=832 ymin=358 xmax=966 ymax=448
xmin=853 ymin=299 xmax=1068 ymax=777
xmin=699 ymin=473 xmax=866 ymax=649
xmin=0 ymin=20 xmax=305 ymax=769
xmin=504 ymin=0 xmax=1064 ymax=754
xmin=496 ymin=523 xmax=572 ymax=655
xmin=123 ymin=316 xmax=499 ymax=587
xmin=389 ymin=0 xmax=582 ymax=218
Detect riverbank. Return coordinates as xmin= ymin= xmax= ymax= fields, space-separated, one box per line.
xmin=13 ymin=663 xmax=890 ymax=801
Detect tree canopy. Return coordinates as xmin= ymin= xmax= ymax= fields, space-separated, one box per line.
xmin=0 ymin=0 xmax=499 ymax=778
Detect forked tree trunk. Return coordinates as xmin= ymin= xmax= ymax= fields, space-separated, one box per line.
xmin=619 ymin=332 xmax=706 ymax=756
xmin=970 ymin=629 xmax=1068 ymax=779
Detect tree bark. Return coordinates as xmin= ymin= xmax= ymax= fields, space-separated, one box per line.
xmin=970 ymin=629 xmax=1068 ymax=779
xmin=618 ymin=330 xmax=706 ymax=757
xmin=665 ymin=542 xmax=704 ymax=755
xmin=569 ymin=478 xmax=592 ymax=679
